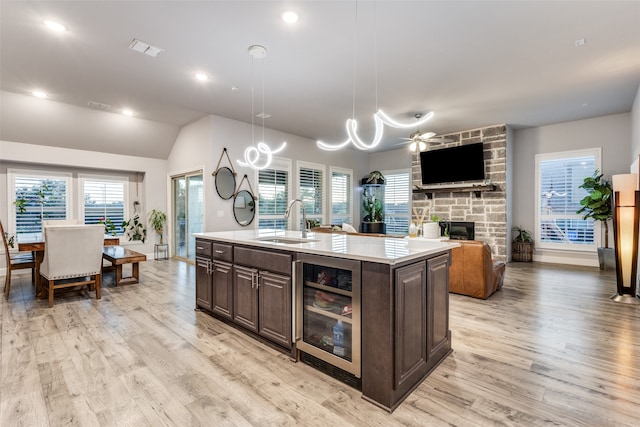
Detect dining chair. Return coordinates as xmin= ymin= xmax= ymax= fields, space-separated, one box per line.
xmin=40 ymin=224 xmax=104 ymax=307
xmin=1 ymin=218 xmax=36 ymax=300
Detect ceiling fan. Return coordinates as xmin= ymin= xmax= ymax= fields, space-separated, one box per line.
xmin=399 ymin=113 xmax=452 ymax=151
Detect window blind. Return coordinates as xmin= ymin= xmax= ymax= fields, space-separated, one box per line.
xmin=331 ymin=170 xmax=352 ymax=225
xmin=83 ymin=178 xmax=127 ymax=234
xmin=13 ymin=175 xmax=68 ymax=236
xmin=258 ymin=169 xmax=289 ymax=230
xmin=538 ymin=153 xmax=596 ymax=247
xmin=299 ymin=167 xmax=324 ymax=220
xmin=383 ymin=171 xmax=410 ymax=235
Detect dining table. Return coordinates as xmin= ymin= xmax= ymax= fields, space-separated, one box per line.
xmin=18 ymin=234 xmax=120 ymax=295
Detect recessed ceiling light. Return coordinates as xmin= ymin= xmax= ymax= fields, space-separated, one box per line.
xmin=231 ymin=86 xmax=240 ymax=91
xmin=582 ymin=103 xmax=590 ymax=107
xmin=195 ymin=73 xmax=208 ymax=81
xmin=43 ymin=20 xmax=67 ymax=32
xmin=282 ymin=11 xmax=299 ymax=23
xmin=575 ymin=38 xmax=586 ymax=47
xmin=122 ymin=109 xmax=133 ymax=117
xmin=32 ymin=90 xmax=48 ymax=98
xmin=256 ymin=112 xmax=271 ymax=119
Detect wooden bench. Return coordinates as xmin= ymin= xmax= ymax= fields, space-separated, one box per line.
xmin=102 ymin=246 xmax=147 ymax=286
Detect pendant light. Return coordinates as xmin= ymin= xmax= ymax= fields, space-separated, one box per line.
xmin=237 ymin=45 xmax=286 ymax=170
xmin=317 ymin=1 xmax=433 ymax=151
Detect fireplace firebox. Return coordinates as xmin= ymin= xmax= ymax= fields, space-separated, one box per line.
xmin=440 ymin=221 xmax=475 ymax=240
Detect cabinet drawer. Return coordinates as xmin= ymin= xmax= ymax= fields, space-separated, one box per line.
xmin=234 ymin=246 xmax=292 ymax=275
xmin=212 ymin=243 xmax=233 ymax=262
xmin=196 ymin=240 xmax=212 ymax=257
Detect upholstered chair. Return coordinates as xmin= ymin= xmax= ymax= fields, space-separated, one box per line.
xmin=42 ymin=219 xmax=82 ymax=226
xmin=449 ymin=240 xmax=506 ymax=299
xmin=40 ymin=224 xmax=104 ymax=307
xmin=1 ymin=218 xmax=35 ymax=300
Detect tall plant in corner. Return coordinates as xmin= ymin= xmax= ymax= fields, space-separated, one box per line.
xmin=148 ymin=209 xmax=167 ymax=245
xmin=576 ymin=170 xmax=613 ymax=247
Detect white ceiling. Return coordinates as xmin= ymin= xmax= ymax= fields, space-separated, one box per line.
xmin=1 ymin=1 xmax=640 ymax=158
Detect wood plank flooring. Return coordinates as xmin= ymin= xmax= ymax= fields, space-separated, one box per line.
xmin=2 ymin=260 xmax=639 ymax=426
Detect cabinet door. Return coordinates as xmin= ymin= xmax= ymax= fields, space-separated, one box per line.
xmin=195 ymin=257 xmax=212 ymax=310
xmin=427 ymin=254 xmax=450 ymax=360
xmin=212 ymin=260 xmax=233 ymax=320
xmin=394 ymin=261 xmax=428 ymax=389
xmin=258 ymin=271 xmax=292 ymax=348
xmin=233 ymin=265 xmax=259 ymax=333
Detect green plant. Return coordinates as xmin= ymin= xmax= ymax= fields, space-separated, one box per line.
xmin=366 ymin=170 xmax=385 ymax=184
xmin=4 ymin=232 xmax=15 ymax=249
xmin=576 ymin=170 xmax=612 ymax=248
xmin=148 ymin=209 xmax=167 ymax=244
xmin=99 ymin=218 xmax=117 ymax=236
xmin=512 ymin=226 xmax=534 ymax=243
xmin=122 ymin=214 xmax=146 ymax=243
xmin=430 ymin=214 xmax=441 ymax=222
xmin=14 ymin=198 xmax=27 ymax=214
xmin=362 ymin=186 xmax=384 ymax=222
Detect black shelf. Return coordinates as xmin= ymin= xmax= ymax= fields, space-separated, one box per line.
xmin=412 ymin=183 xmax=496 ymax=199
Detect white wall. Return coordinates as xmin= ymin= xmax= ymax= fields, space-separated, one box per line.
xmin=513 ymin=112 xmax=631 ymax=266
xmin=167 ymin=114 xmax=369 ymax=233
xmin=0 ymin=140 xmax=168 ymax=262
xmin=368 ymin=148 xmax=411 ymax=172
xmin=632 ymin=84 xmax=640 ymax=161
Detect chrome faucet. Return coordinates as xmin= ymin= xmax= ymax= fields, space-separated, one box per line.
xmin=284 ymin=199 xmax=307 ymax=238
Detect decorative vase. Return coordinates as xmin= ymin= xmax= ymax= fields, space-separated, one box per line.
xmin=423 ymin=222 xmax=440 ymax=239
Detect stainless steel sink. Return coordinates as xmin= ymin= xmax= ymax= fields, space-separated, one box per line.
xmin=255 ymin=236 xmax=318 ymax=244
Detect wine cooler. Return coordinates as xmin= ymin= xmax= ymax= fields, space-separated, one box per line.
xmin=295 ymin=253 xmax=361 ymax=377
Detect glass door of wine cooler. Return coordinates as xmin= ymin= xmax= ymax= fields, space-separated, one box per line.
xmin=295 ymin=253 xmax=361 ymax=377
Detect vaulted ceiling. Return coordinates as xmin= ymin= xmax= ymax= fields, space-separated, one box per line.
xmin=1 ymin=1 xmax=639 ymax=158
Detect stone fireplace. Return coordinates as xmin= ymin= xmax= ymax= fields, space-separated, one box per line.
xmin=412 ymin=125 xmax=508 ymax=262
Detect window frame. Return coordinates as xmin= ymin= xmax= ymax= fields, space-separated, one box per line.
xmin=79 ymin=174 xmax=130 ymax=235
xmin=534 ymin=147 xmax=602 ymax=252
xmin=256 ymin=157 xmax=292 ymax=230
xmin=7 ymin=168 xmax=73 ymax=236
xmin=381 ymin=168 xmax=411 ymax=235
xmin=296 ymin=160 xmax=327 ymax=228
xmin=329 ymin=166 xmax=354 ymax=226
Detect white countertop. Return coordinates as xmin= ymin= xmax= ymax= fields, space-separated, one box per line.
xmin=194 ymin=229 xmax=459 ymax=265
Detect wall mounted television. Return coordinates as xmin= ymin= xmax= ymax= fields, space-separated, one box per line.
xmin=420 ymin=143 xmax=485 ymax=185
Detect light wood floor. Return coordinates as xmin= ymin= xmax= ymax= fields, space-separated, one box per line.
xmin=2 ymin=260 xmax=639 ymax=426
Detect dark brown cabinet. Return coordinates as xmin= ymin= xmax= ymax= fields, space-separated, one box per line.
xmin=258 ymin=271 xmax=292 ymax=348
xmin=196 ymin=241 xmax=293 ymax=350
xmin=394 ymin=261 xmax=428 ymax=389
xmin=233 ymin=265 xmax=259 ymax=332
xmin=195 ymin=239 xmax=213 ymax=310
xmin=212 ymin=260 xmax=233 ymax=320
xmin=362 ymin=252 xmax=452 ymax=412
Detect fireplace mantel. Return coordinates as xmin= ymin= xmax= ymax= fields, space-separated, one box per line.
xmin=412 ymin=183 xmax=497 ymax=199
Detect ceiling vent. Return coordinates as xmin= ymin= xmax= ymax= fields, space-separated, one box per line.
xmin=87 ymin=101 xmax=111 ymax=111
xmin=128 ymin=38 xmax=163 ymax=57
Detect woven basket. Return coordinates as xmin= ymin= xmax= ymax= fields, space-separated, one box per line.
xmin=512 ymin=241 xmax=534 ymax=262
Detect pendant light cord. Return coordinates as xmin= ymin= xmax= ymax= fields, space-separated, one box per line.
xmin=351 ymin=0 xmax=358 ymax=121
xmin=373 ymin=0 xmax=378 ymax=111
xmin=251 ymin=55 xmax=255 ymax=146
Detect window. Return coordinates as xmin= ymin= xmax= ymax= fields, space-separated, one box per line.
xmin=9 ymin=169 xmax=72 ymax=237
xmin=297 ymin=162 xmax=326 ymax=228
xmin=330 ymin=167 xmax=353 ymax=226
xmin=80 ymin=175 xmax=128 ymax=235
xmin=257 ymin=159 xmax=291 ymax=230
xmin=383 ymin=169 xmax=411 ymax=235
xmin=535 ymin=148 xmax=601 ymax=251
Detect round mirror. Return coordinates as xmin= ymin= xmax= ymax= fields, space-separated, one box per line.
xmin=215 ymin=167 xmax=236 ymax=200
xmin=233 ymin=190 xmax=255 ymax=226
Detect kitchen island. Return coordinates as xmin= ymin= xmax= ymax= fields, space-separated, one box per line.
xmin=194 ymin=229 xmax=458 ymax=411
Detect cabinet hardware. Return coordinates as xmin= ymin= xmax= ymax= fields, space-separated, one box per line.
xmin=215 ymin=250 xmax=225 ymax=254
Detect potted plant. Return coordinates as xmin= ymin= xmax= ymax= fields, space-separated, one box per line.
xmin=148 ymin=209 xmax=167 ymax=244
xmin=576 ymin=170 xmax=613 ymax=270
xmin=122 ymin=213 xmax=147 ymax=243
xmin=361 ymin=171 xmax=386 ymax=233
xmin=512 ymin=226 xmax=534 ymax=262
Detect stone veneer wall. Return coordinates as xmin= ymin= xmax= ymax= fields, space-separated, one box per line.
xmin=412 ymin=124 xmax=507 ymax=261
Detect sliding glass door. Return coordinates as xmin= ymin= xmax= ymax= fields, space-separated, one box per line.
xmin=172 ymin=172 xmax=204 ymax=261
